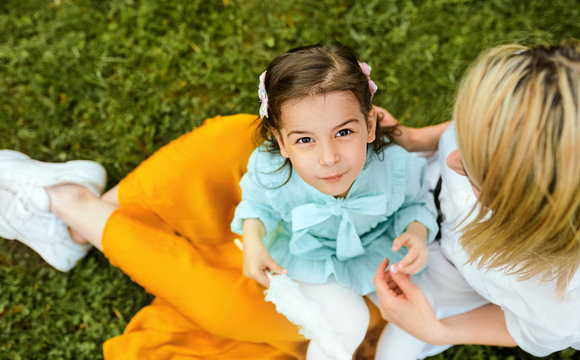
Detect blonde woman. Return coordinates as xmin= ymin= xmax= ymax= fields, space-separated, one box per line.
xmin=374 ymin=41 xmax=580 ymax=358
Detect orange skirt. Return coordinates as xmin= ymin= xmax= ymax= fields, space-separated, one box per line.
xmin=100 ymin=114 xmax=385 ymax=359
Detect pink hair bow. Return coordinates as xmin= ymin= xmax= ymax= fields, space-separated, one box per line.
xmin=258 ymin=71 xmax=269 ymax=118
xmin=358 ymin=61 xmax=378 ymax=98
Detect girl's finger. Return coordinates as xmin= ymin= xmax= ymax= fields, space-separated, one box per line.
xmin=268 ymin=262 xmax=288 ymax=275
xmin=396 ymin=252 xmax=417 ymax=273
xmin=256 ymin=271 xmax=270 ymax=288
xmin=403 ymin=262 xmax=422 ymax=275
xmin=404 ymin=251 xmax=429 ymax=274
xmin=392 ymin=235 xmax=409 ymax=252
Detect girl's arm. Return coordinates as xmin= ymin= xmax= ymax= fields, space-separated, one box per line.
xmin=375 ymin=106 xmax=451 ymax=152
xmin=373 ymin=258 xmax=517 ymax=347
xmin=242 ymin=218 xmax=286 ymax=287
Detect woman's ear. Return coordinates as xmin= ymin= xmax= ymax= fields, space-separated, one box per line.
xmin=367 ymin=107 xmax=377 ymax=143
xmin=273 ymin=130 xmax=289 ymax=158
xmin=446 ymin=150 xmax=467 ymax=176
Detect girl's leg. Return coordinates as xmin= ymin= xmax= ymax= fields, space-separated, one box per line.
xmin=366 ymin=292 xmax=426 ymax=360
xmin=1 ymin=114 xmax=307 ymax=358
xmin=67 ymin=185 xmax=120 ymax=246
xmin=100 ymin=184 xmax=120 ymax=206
xmin=297 ymin=278 xmax=370 ymax=360
xmin=47 ymin=184 xmax=116 ymax=250
xmin=99 ymin=114 xmax=307 ymax=356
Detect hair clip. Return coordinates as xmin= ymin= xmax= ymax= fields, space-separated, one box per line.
xmin=358 ymin=61 xmax=378 ymax=98
xmin=258 ymin=71 xmax=269 ymax=118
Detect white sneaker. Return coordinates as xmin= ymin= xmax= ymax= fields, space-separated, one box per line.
xmin=0 ymin=150 xmax=106 ymax=196
xmin=0 ymin=185 xmax=90 ymax=271
xmin=0 ymin=150 xmax=107 ymax=271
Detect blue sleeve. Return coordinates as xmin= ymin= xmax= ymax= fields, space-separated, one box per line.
xmin=392 ymin=153 xmax=439 ymax=244
xmin=230 ymin=148 xmax=283 ymax=236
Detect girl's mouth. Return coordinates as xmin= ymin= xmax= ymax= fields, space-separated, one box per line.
xmin=322 ymin=174 xmax=343 ymax=183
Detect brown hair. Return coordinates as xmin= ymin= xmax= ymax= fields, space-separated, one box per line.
xmin=256 ymin=42 xmax=395 ymax=157
xmin=455 ymin=40 xmax=580 ymax=296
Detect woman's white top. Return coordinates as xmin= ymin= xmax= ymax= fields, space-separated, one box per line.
xmin=415 ymin=123 xmax=580 ymax=357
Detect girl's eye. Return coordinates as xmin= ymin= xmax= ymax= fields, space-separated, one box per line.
xmin=336 ymin=129 xmax=352 ymax=137
xmin=296 ymin=137 xmax=314 ymax=144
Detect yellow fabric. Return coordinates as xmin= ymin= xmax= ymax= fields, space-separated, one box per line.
xmin=101 ymin=114 xmax=385 ymax=359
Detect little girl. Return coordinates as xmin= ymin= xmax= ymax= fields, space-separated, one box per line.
xmin=230 ymin=43 xmax=439 ymax=359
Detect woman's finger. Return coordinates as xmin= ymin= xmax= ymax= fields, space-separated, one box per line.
xmin=388 ymin=266 xmax=419 ymax=299
xmin=375 ymin=258 xmax=390 ymax=278
xmin=374 ymin=258 xmax=392 ymax=293
xmin=375 ymin=106 xmax=399 ymax=127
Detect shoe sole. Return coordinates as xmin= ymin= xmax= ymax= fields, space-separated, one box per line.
xmin=0 ymin=150 xmax=107 ymax=196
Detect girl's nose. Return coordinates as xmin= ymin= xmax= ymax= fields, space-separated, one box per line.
xmin=319 ymin=143 xmax=340 ymax=166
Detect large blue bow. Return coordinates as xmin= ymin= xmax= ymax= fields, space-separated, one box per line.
xmin=290 ymin=193 xmax=387 ymax=261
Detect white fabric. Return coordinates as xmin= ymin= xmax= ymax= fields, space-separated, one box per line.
xmin=378 ymin=123 xmax=580 ymax=358
xmin=296 ymin=278 xmax=370 ymax=360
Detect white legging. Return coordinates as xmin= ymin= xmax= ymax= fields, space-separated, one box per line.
xmin=297 ymin=281 xmax=428 ymax=360
xmin=297 ymin=278 xmax=370 ymax=360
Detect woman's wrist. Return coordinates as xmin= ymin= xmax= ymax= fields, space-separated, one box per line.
xmin=393 ymin=121 xmax=451 ymax=152
xmin=432 ymin=319 xmax=457 ymax=345
xmin=432 ymin=304 xmax=517 ymax=347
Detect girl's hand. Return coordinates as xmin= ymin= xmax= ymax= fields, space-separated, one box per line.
xmin=373 ymin=258 xmax=444 ymax=344
xmin=391 ymin=222 xmax=428 ymax=274
xmin=242 ymin=218 xmax=287 ymax=287
xmin=242 ymin=237 xmax=287 ymax=287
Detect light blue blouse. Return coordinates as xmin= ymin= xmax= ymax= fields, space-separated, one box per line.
xmin=231 ymin=144 xmax=438 ymax=295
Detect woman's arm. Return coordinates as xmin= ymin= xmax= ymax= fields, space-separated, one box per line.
xmin=439 ymin=303 xmax=516 ymax=347
xmin=373 ymin=258 xmax=517 ymax=347
xmin=375 ymin=106 xmax=451 ymax=152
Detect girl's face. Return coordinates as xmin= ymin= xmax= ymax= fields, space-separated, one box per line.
xmin=274 ymin=91 xmax=376 ymax=198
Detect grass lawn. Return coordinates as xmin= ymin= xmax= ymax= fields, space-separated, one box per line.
xmin=1 ymin=0 xmax=579 ymax=359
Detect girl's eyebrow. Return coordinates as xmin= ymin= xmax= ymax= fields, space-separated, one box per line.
xmin=286 ymin=118 xmax=361 ymax=137
xmin=286 ymin=129 xmax=312 ymax=137
xmin=333 ymin=118 xmax=360 ymax=131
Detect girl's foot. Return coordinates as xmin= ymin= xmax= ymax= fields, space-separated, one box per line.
xmin=0 ymin=150 xmax=106 ymax=196
xmin=0 ymin=150 xmax=107 ymax=271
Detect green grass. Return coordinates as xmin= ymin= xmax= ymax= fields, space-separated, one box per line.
xmin=0 ymin=0 xmax=579 ymax=359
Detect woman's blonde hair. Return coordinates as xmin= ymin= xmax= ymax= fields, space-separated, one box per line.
xmin=455 ymin=40 xmax=580 ymax=296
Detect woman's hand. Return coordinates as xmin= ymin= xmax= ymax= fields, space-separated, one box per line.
xmin=374 ymin=105 xmax=451 ymax=152
xmin=374 ymin=258 xmax=518 ymax=347
xmin=242 ymin=218 xmax=287 ymax=287
xmin=373 ymin=258 xmax=444 ymax=344
xmin=391 ymin=222 xmax=428 ymax=274
xmin=374 ymin=105 xmax=399 ymax=128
